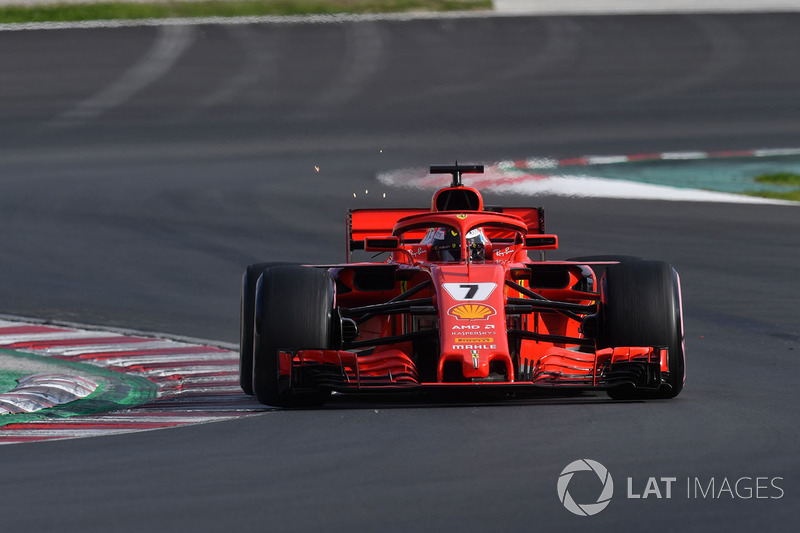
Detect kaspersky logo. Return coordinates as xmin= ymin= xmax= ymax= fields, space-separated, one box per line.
xmin=448 ymin=304 xmax=496 ymax=320
xmin=557 ymin=459 xmax=614 ymax=516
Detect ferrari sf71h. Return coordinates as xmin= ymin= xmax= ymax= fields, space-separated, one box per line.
xmin=240 ymin=164 xmax=685 ymax=407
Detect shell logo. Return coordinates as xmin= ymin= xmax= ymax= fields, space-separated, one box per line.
xmin=448 ymin=304 xmax=496 ymax=320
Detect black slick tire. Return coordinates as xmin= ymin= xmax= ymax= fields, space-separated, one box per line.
xmin=599 ymin=260 xmax=685 ymax=399
xmin=252 ymin=265 xmax=334 ymax=407
xmin=239 ymin=262 xmax=295 ymax=395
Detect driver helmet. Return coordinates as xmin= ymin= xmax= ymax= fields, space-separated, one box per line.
xmin=426 ymin=227 xmax=488 ymax=262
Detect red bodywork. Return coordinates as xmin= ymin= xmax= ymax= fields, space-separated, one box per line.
xmin=281 ymin=182 xmax=667 ymax=393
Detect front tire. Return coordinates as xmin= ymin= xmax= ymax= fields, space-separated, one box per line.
xmin=239 ymin=262 xmax=294 ymax=395
xmin=600 ymin=261 xmax=685 ymax=399
xmin=252 ymin=265 xmax=334 ymax=407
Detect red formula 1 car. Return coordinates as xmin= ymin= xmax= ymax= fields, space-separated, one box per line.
xmin=240 ymin=164 xmax=685 ymax=407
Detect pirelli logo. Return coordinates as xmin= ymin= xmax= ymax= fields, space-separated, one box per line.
xmin=454 ymin=337 xmax=494 ymax=343
xmin=448 ymin=304 xmax=496 ymax=320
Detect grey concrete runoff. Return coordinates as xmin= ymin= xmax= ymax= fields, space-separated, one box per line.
xmin=2 ymin=0 xmax=800 ymax=14
xmin=493 ymin=0 xmax=800 ymax=14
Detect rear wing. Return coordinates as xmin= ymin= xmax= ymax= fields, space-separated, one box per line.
xmin=348 ymin=209 xmax=427 ymax=262
xmin=347 ymin=206 xmax=545 ymax=262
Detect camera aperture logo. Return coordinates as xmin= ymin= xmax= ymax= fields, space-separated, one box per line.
xmin=557 ymin=459 xmax=614 ymax=516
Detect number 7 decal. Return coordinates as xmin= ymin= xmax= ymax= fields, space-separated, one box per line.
xmin=461 ymin=284 xmax=478 ymax=299
xmin=443 ymin=283 xmax=497 ymax=301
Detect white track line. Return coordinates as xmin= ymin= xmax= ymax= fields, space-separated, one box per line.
xmin=0 ymin=12 xmax=491 ymax=32
xmin=3 ymin=1 xmax=800 ymax=34
xmin=4 ymin=1 xmax=800 ymax=34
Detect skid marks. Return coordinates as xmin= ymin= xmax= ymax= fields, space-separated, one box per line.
xmin=625 ymin=16 xmax=745 ymax=103
xmin=50 ymin=24 xmax=196 ymax=127
xmin=197 ymin=24 xmax=280 ymax=109
xmin=298 ymin=21 xmax=385 ymax=119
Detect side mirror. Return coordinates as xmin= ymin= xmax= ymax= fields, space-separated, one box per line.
xmin=524 ymin=235 xmax=558 ymax=250
xmin=364 ymin=236 xmax=401 ymax=252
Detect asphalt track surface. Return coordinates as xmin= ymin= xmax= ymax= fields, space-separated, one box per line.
xmin=1 ymin=12 xmax=799 ymax=532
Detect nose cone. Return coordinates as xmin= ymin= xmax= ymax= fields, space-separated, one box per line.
xmin=439 ymin=349 xmax=515 ymax=382
xmin=433 ymin=263 xmax=514 ymax=382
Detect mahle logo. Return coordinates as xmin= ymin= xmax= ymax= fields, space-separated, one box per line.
xmin=557 ymin=459 xmax=614 ymax=516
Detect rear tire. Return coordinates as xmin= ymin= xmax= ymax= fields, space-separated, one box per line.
xmin=239 ymin=262 xmax=294 ymax=395
xmin=600 ymin=261 xmax=685 ymax=399
xmin=252 ymin=265 xmax=334 ymax=407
